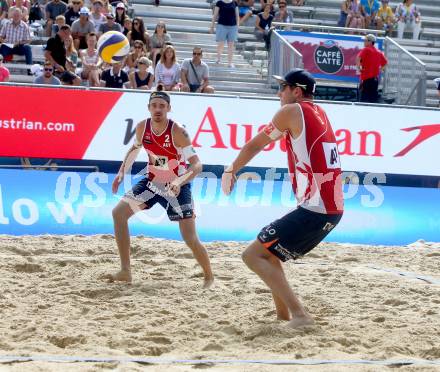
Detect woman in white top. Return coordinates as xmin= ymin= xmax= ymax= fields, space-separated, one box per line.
xmin=154 ymin=44 xmax=180 ymax=91
xmin=80 ymin=32 xmax=101 ymax=86
xmin=395 ymin=0 xmax=421 ymax=40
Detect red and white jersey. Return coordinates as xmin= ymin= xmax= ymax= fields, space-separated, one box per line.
xmin=142 ymin=118 xmax=186 ymax=184
xmin=285 ymin=101 xmax=343 ymax=214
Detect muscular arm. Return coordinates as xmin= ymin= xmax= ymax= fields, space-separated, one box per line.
xmin=117 ymin=120 xmax=145 ymax=177
xmin=172 ymin=124 xmax=202 ymax=187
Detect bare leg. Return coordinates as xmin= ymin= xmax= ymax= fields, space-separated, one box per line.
xmin=101 ymin=199 xmax=142 ymax=283
xmin=242 ymin=240 xmax=314 ymax=328
xmin=216 ymin=41 xmax=224 ymax=63
xmin=227 ymin=41 xmax=234 ymax=66
xmin=179 ymin=217 xmax=214 ymax=288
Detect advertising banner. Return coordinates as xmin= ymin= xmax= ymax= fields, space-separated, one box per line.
xmin=1 ymin=86 xmax=439 ymax=177
xmin=278 ymin=31 xmax=383 ymax=82
xmin=0 ymin=169 xmax=439 ymax=245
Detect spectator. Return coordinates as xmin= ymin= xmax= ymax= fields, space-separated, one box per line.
xmin=98 ymin=12 xmax=122 ymax=35
xmin=434 ymin=78 xmax=440 ymax=107
xmin=154 ymin=44 xmax=180 ymax=91
xmin=290 ymin=0 xmax=303 ymax=5
xmin=375 ymin=0 xmax=394 ymax=36
xmin=65 ymin=34 xmax=78 ymax=72
xmin=237 ymin=0 xmax=254 ymax=25
xmin=100 ymin=61 xmax=128 ymax=88
xmin=181 ymin=47 xmax=214 ymax=94
xmin=90 ymin=0 xmax=106 ymax=32
xmin=29 ymin=0 xmax=44 ymax=23
xmin=52 ymin=14 xmax=66 ymax=36
xmin=210 ymin=0 xmax=239 ymax=68
xmin=122 ymin=16 xmax=131 ymax=35
xmin=129 ymin=56 xmax=153 ymax=89
xmin=127 ymin=17 xmax=150 ymax=49
xmin=274 ymin=0 xmax=294 ymax=24
xmin=0 ymin=54 xmax=10 ymax=82
xmin=0 ymin=0 xmax=8 ymax=25
xmin=114 ymin=2 xmax=125 ymax=27
xmin=337 ymin=0 xmax=350 ymax=27
xmin=360 ymin=0 xmax=379 ymax=28
xmin=0 ymin=8 xmax=32 ymax=67
xmin=356 ymin=34 xmax=387 ymax=103
xmin=80 ymin=31 xmax=100 ymax=86
xmin=125 ymin=39 xmax=146 ymax=70
xmin=71 ymin=7 xmax=94 ymax=50
xmin=45 ymin=0 xmax=67 ymax=36
xmin=149 ymin=20 xmax=171 ymax=66
xmin=345 ymin=0 xmax=364 ymax=31
xmin=64 ymin=0 xmax=82 ymax=26
xmin=256 ymin=0 xmax=275 ymax=14
xmin=254 ymin=3 xmax=273 ymax=49
xmin=395 ymin=0 xmax=421 ymax=40
xmin=8 ymin=0 xmax=28 ymax=21
xmin=45 ymin=23 xmax=81 ymax=86
xmin=34 ymin=61 xmax=61 ymax=85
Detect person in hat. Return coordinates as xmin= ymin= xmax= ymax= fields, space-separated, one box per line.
xmin=114 ymin=2 xmax=127 ymax=27
xmin=71 ymin=7 xmax=95 ymax=49
xmin=221 ymin=69 xmax=344 ymax=328
xmin=98 ymin=11 xmax=122 ymax=35
xmin=356 ymin=34 xmax=387 ymax=103
xmin=104 ymin=90 xmax=214 ymax=288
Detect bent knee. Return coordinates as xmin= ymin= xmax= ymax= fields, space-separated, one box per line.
xmin=112 ymin=203 xmax=132 ymax=221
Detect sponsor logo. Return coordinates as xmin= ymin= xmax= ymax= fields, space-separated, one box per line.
xmin=314 ymin=40 xmax=344 ymax=74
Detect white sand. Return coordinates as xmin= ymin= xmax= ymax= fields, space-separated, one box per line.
xmin=0 ymin=235 xmax=439 ymax=372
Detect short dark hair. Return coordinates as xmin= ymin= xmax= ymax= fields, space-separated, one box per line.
xmin=60 ymin=24 xmax=71 ymax=31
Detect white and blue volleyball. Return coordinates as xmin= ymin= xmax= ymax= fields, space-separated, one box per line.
xmin=97 ymin=31 xmax=130 ymax=63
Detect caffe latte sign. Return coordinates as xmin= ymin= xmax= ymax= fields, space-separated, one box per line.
xmin=314 ymin=40 xmax=344 ymax=74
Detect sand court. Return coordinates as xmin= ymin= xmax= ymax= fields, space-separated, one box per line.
xmin=0 ymin=235 xmax=439 ymax=371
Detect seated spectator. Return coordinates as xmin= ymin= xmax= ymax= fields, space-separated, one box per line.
xmin=360 ymin=0 xmax=379 ymax=28
xmin=45 ymin=0 xmax=67 ymax=36
xmin=98 ymin=12 xmax=122 ymax=36
xmin=80 ymin=32 xmax=100 ymax=86
xmin=34 ymin=61 xmax=61 ymax=85
xmin=0 ymin=9 xmax=32 ymax=67
xmin=122 ymin=16 xmax=131 ymax=35
xmin=65 ymin=34 xmax=78 ymax=71
xmin=345 ymin=0 xmax=364 ymax=31
xmin=154 ymin=44 xmax=180 ymax=91
xmin=64 ymin=0 xmax=82 ymax=26
xmin=125 ymin=39 xmax=146 ymax=71
xmin=0 ymin=0 xmax=8 ymax=25
xmin=237 ymin=0 xmax=254 ymax=25
xmin=375 ymin=0 xmax=394 ymax=35
xmin=337 ymin=0 xmax=350 ymax=27
xmin=52 ymin=14 xmax=66 ymax=36
xmin=114 ymin=2 xmax=126 ymax=27
xmin=127 ymin=17 xmax=150 ymax=50
xmin=129 ymin=56 xmax=153 ymax=89
xmin=254 ymin=3 xmax=273 ymax=49
xmin=256 ymin=0 xmax=275 ymax=14
xmin=29 ymin=0 xmax=44 ymax=22
xmin=8 ymin=0 xmax=29 ymax=22
xmin=395 ymin=0 xmax=421 ymax=40
xmin=274 ymin=0 xmax=293 ymax=24
xmin=100 ymin=61 xmax=128 ymax=88
xmin=149 ymin=20 xmax=171 ymax=66
xmin=180 ymin=47 xmax=214 ymax=94
xmin=71 ymin=7 xmax=94 ymax=50
xmin=0 ymin=54 xmax=10 ymax=82
xmin=45 ymin=24 xmax=81 ymax=84
xmin=90 ymin=0 xmax=106 ymax=32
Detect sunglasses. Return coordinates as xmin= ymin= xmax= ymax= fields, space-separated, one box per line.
xmin=44 ymin=68 xmax=53 ymax=72
xmin=134 ymin=45 xmax=142 ymax=49
xmin=133 ymin=22 xmax=139 ymax=25
xmin=138 ymin=61 xmax=147 ymax=65
xmin=157 ymin=25 xmax=164 ymax=28
xmin=193 ymin=52 xmax=202 ymax=55
xmin=72 ymin=1 xmax=80 ymax=4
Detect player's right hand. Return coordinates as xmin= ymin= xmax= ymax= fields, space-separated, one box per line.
xmin=112 ymin=174 xmax=123 ymax=194
xmin=221 ymin=171 xmax=237 ymax=195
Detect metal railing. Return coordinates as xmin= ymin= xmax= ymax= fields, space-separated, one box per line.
xmin=268 ymin=29 xmax=303 ymax=87
xmin=382 ymin=37 xmax=426 ymax=106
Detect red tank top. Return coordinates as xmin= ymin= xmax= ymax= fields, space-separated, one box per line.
xmin=285 ymin=101 xmax=344 ymax=214
xmin=142 ymin=118 xmax=186 ymax=183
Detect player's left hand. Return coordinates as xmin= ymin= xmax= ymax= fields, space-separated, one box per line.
xmin=221 ymin=171 xmax=237 ymax=195
xmin=167 ymin=182 xmax=181 ymax=197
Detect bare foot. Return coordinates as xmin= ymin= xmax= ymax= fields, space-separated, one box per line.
xmin=100 ymin=270 xmax=132 ymax=283
xmin=277 ymin=314 xmax=291 ymax=321
xmin=203 ymin=276 xmax=214 ymax=289
xmin=287 ymin=315 xmax=314 ymax=328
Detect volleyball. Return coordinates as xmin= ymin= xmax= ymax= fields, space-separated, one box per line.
xmin=97 ymin=31 xmax=130 ymax=63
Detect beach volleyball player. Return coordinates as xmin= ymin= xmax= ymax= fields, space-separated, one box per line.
xmin=222 ymin=69 xmax=344 ymax=327
xmin=106 ymin=91 xmax=214 ymax=288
